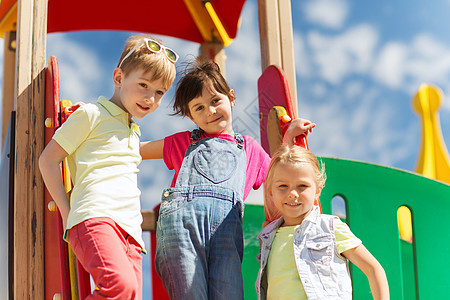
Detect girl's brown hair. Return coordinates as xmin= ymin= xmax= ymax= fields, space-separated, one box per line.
xmin=173 ymin=61 xmax=234 ymax=117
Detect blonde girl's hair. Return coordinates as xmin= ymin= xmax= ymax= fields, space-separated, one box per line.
xmin=263 ymin=145 xmax=326 ymax=224
xmin=117 ymin=34 xmax=176 ymax=90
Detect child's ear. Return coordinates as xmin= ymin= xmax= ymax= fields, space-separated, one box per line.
xmin=315 ymin=185 xmax=323 ymax=199
xmin=113 ymin=68 xmax=124 ymax=88
xmin=230 ymin=89 xmax=235 ymax=106
xmin=264 ymin=182 xmax=274 ymax=199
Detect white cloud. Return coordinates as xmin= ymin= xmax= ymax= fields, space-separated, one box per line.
xmin=224 ymin=0 xmax=263 ymax=140
xmin=302 ymin=0 xmax=349 ymax=29
xmin=310 ymin=82 xmax=328 ymax=99
xmin=300 ymin=82 xmax=416 ymax=168
xmin=302 ymin=24 xmax=450 ymax=117
xmin=293 ymin=32 xmax=312 ymax=76
xmin=407 ymin=35 xmax=450 ymax=90
xmin=372 ymin=42 xmax=407 ymax=88
xmin=296 ymin=25 xmax=450 ymax=170
xmin=47 ymin=34 xmax=105 ymax=102
xmin=307 ymin=24 xmax=378 ymax=84
xmin=372 ymin=33 xmax=450 ymax=103
xmin=344 ymin=80 xmax=364 ymax=99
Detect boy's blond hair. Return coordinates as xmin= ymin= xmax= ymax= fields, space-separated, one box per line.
xmin=264 ymin=145 xmax=326 ymax=223
xmin=117 ymin=34 xmax=176 ymax=90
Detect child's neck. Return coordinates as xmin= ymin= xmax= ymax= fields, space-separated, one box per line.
xmin=203 ymin=129 xmax=235 ymax=136
xmin=281 ymin=221 xmax=302 ymax=227
xmin=109 ymin=95 xmax=132 ymax=121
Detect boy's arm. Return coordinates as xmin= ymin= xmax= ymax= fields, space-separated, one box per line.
xmin=39 ymin=140 xmax=70 ymax=228
xmin=342 ymin=244 xmax=390 ymax=300
xmin=140 ymin=139 xmax=164 ymax=160
xmin=282 ymin=118 xmax=316 ymax=146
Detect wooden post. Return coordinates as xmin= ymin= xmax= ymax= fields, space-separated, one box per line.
xmin=257 ymin=0 xmax=298 ymax=116
xmin=141 ymin=210 xmax=158 ymax=232
xmin=200 ymin=42 xmax=227 ymax=77
xmin=14 ymin=0 xmax=47 ymax=298
xmin=2 ymin=31 xmax=16 ymax=149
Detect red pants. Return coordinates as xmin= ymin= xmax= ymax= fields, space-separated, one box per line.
xmin=69 ymin=217 xmax=143 ymax=299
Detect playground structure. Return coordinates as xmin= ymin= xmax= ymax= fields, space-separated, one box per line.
xmin=0 ymin=0 xmax=449 ymax=299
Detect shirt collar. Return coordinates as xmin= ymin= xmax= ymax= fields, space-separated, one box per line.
xmin=258 ymin=205 xmax=321 ymax=240
xmin=302 ymin=205 xmax=321 ymax=224
xmin=97 ymin=96 xmax=141 ymax=136
xmin=130 ymin=119 xmax=141 ymax=136
xmin=97 ymin=96 xmax=128 ymax=117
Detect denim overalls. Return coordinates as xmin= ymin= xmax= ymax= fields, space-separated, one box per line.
xmin=155 ymin=130 xmax=246 ymax=300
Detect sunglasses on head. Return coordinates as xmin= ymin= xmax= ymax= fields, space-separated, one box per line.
xmin=118 ymin=38 xmax=179 ymax=68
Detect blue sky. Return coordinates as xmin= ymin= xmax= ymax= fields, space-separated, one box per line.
xmin=36 ymin=0 xmax=450 ymax=207
xmin=2 ymin=0 xmax=450 ymax=297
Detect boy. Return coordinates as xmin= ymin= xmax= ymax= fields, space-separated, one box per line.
xmin=39 ymin=35 xmax=177 ymax=298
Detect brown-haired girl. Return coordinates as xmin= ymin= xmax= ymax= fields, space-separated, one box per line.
xmin=140 ymin=61 xmax=315 ymax=299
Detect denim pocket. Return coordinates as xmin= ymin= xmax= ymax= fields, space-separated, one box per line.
xmin=306 ymin=235 xmax=333 ymax=263
xmin=158 ymin=194 xmax=188 ymax=217
xmin=210 ymin=198 xmax=229 ymax=232
xmin=194 ymin=148 xmax=237 ymax=183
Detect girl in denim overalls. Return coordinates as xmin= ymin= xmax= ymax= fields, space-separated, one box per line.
xmin=256 ymin=145 xmax=389 ymax=300
xmin=140 ymin=62 xmax=315 ymax=299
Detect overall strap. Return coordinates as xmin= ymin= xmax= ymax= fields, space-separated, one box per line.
xmin=190 ymin=129 xmax=203 ymax=145
xmin=190 ymin=129 xmax=244 ymax=149
xmin=234 ymin=133 xmax=244 ymax=149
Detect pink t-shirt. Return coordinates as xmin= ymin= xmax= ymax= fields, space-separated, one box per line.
xmin=163 ymin=131 xmax=270 ymax=200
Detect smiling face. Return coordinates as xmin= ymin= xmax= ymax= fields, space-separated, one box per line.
xmin=111 ymin=67 xmax=167 ymax=120
xmin=268 ymin=162 xmax=322 ymax=226
xmin=187 ymin=82 xmax=235 ymax=135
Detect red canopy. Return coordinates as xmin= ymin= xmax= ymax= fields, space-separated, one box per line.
xmin=47 ymin=0 xmax=246 ymax=44
xmin=0 ymin=0 xmax=15 ymax=19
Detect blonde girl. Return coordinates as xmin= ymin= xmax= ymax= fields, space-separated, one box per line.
xmin=256 ymin=145 xmax=389 ymax=300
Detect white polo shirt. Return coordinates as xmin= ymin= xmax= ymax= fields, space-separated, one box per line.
xmin=53 ymin=96 xmax=145 ymax=250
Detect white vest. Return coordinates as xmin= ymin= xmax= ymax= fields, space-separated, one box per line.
xmin=255 ymin=206 xmax=353 ymax=300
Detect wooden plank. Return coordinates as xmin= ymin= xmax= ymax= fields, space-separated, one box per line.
xmin=257 ymin=0 xmax=298 ymax=116
xmin=28 ymin=71 xmax=46 ymax=299
xmin=8 ymin=111 xmax=16 ymax=300
xmin=14 ymin=0 xmax=47 ymax=298
xmin=200 ymin=42 xmax=227 ymax=77
xmin=1 ymin=31 xmax=16 ymax=148
xmin=257 ymin=0 xmax=282 ymax=71
xmin=29 ymin=0 xmax=47 ymax=298
xmin=141 ymin=210 xmax=158 ymax=232
xmin=31 ymin=0 xmax=47 ymax=76
xmin=277 ymin=0 xmax=297 ymax=116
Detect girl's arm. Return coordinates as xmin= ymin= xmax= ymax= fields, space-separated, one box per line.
xmin=282 ymin=118 xmax=316 ymax=146
xmin=140 ymin=139 xmax=164 ymax=160
xmin=342 ymin=244 xmax=390 ymax=300
xmin=39 ymin=140 xmax=70 ymax=228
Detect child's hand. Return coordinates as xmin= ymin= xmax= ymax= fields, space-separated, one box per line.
xmin=282 ymin=118 xmax=316 ymax=145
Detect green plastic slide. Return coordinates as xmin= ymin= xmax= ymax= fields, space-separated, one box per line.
xmin=242 ymin=157 xmax=450 ymax=299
